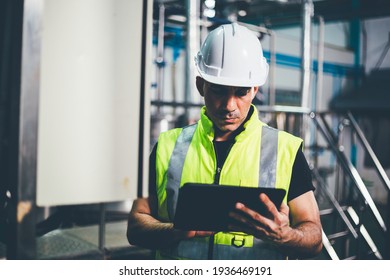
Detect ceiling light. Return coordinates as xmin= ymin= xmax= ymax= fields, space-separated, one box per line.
xmin=204 ymin=0 xmax=216 ymax=9
xmin=167 ymin=15 xmax=187 ymax=22
xmin=203 ymin=8 xmax=216 ymax=18
xmin=238 ymin=10 xmax=247 ymax=17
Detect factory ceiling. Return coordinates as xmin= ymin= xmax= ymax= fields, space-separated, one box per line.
xmin=155 ymin=0 xmax=390 ymax=28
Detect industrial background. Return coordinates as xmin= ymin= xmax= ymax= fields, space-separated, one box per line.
xmin=1 ymin=0 xmax=390 ymax=260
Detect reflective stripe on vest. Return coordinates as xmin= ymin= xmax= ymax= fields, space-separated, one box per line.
xmin=158 ymin=124 xmax=285 ymax=259
xmin=166 ymin=124 xmax=197 ymax=220
xmin=259 ymin=126 xmax=278 ymax=188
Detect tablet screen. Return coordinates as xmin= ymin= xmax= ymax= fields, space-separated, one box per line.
xmin=173 ymin=183 xmax=286 ymax=231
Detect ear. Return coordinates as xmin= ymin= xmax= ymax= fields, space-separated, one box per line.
xmin=196 ymin=76 xmax=205 ymax=97
xmin=251 ymin=86 xmax=259 ymax=100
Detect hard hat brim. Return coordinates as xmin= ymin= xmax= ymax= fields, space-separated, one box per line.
xmin=195 ymin=59 xmax=269 ymax=88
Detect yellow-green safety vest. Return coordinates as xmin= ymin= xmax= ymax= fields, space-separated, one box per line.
xmin=155 ymin=105 xmax=303 ymax=259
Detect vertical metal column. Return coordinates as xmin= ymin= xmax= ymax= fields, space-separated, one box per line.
xmin=139 ymin=0 xmax=153 ymax=197
xmin=8 ymin=0 xmax=43 ymax=259
xmin=312 ymin=15 xmax=324 ymax=166
xmin=316 ymin=16 xmax=324 ymax=112
xmin=185 ymin=0 xmax=200 ymax=119
xmin=300 ymin=0 xmax=313 ymax=109
xmin=300 ymin=0 xmax=314 ymax=149
xmin=350 ymin=0 xmax=361 ymax=89
xmin=155 ymin=3 xmax=165 ymax=114
xmin=268 ymin=30 xmax=276 ymax=107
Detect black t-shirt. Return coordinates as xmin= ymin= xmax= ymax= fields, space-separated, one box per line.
xmin=148 ymin=140 xmax=314 ymax=202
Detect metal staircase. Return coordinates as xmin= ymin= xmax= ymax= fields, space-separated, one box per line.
xmin=309 ymin=111 xmax=389 ymax=260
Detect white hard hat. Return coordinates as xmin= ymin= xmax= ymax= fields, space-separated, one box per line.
xmin=195 ymin=23 xmax=269 ymax=87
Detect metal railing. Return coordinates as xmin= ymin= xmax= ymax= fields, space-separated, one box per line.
xmin=309 ymin=111 xmax=389 ymax=259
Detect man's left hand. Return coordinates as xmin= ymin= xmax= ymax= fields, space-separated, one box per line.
xmin=228 ymin=193 xmax=293 ymax=245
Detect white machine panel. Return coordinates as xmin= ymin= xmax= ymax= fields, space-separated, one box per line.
xmin=37 ymin=0 xmax=149 ymax=206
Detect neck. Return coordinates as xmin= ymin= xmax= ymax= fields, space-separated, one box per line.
xmin=214 ymin=127 xmax=242 ymax=142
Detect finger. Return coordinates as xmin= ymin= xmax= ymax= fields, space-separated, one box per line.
xmin=195 ymin=231 xmax=215 ymax=237
xmin=227 ymin=213 xmax=275 ymax=242
xmin=260 ymin=194 xmax=290 ymax=227
xmin=228 ymin=211 xmax=267 ymax=237
xmin=182 ymin=230 xmax=214 ymax=239
xmin=259 ymin=193 xmax=279 ymax=217
xmin=228 ymin=207 xmax=287 ymax=244
xmin=182 ymin=230 xmax=197 ymax=239
xmin=232 ymin=202 xmax=270 ymax=230
xmin=229 ymin=206 xmax=252 ymax=224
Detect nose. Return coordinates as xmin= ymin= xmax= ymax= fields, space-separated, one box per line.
xmin=223 ymin=90 xmax=237 ymax=112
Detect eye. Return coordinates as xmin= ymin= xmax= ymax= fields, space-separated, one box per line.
xmin=235 ymin=87 xmax=251 ymax=97
xmin=208 ymin=86 xmax=225 ymax=96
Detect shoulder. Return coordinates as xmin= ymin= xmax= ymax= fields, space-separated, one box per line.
xmin=158 ymin=123 xmax=199 ymax=142
xmin=158 ymin=127 xmax=183 ymax=143
xmin=156 ymin=124 xmax=198 ymax=158
xmin=277 ymin=130 xmax=303 ymax=153
xmin=278 ymin=129 xmax=303 ymax=143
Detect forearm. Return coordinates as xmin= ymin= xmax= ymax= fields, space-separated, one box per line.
xmin=126 ymin=197 xmax=192 ymax=249
xmin=280 ymin=192 xmax=323 ymax=259
xmin=277 ymin=221 xmax=323 ymax=259
xmin=127 ymin=212 xmax=187 ymax=249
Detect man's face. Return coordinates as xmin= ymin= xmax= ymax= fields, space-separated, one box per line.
xmin=197 ymin=77 xmax=258 ymax=136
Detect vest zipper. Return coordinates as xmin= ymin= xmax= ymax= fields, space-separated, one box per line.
xmin=214 ymin=167 xmax=222 ymax=184
xmin=213 ymin=142 xmax=234 ymax=184
xmin=210 ymin=141 xmax=234 ymax=259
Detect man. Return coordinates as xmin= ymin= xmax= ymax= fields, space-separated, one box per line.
xmin=127 ymin=23 xmax=322 ymax=259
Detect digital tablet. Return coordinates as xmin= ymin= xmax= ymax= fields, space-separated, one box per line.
xmin=173 ymin=183 xmax=286 ymax=231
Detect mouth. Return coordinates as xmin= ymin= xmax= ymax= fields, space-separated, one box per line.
xmin=213 ymin=111 xmax=240 ymax=126
xmin=221 ymin=117 xmax=237 ymax=124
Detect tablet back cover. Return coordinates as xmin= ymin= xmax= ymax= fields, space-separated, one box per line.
xmin=173 ymin=183 xmax=286 ymax=231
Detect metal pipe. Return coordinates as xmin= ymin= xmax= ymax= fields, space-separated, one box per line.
xmin=156 ymin=3 xmax=165 ymax=112
xmin=347 ymin=112 xmax=390 ymax=192
xmin=256 ymin=105 xmax=311 ymax=114
xmin=347 ymin=207 xmax=383 ymax=259
xmin=185 ymin=0 xmax=200 ymax=119
xmin=312 ymin=15 xmax=324 ymax=167
xmin=300 ymin=0 xmax=314 ymax=109
xmin=269 ymin=30 xmax=276 ymax=106
xmin=300 ymin=0 xmax=314 ymax=146
xmin=151 ymin=100 xmax=203 ymax=108
xmin=316 ymin=16 xmax=324 ymax=112
xmin=321 ymin=230 xmax=340 ymax=260
xmin=311 ymin=167 xmax=359 ymax=239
